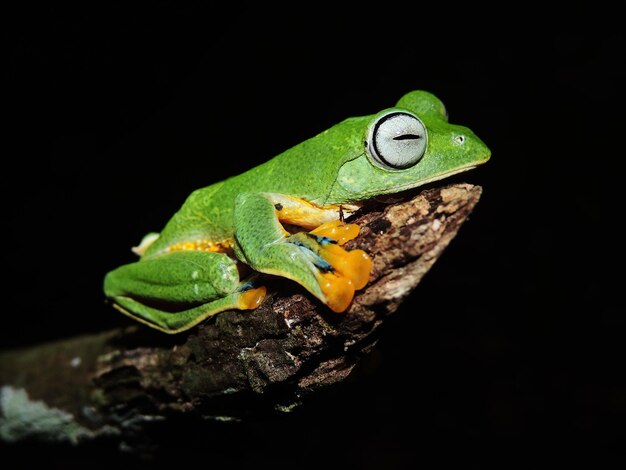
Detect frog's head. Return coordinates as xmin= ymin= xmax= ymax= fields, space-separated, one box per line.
xmin=328 ymin=90 xmax=490 ymax=203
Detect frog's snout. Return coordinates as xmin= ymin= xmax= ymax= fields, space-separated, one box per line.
xmin=452 ymin=126 xmax=491 ymax=165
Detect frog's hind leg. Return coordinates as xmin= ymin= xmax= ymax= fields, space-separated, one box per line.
xmin=104 ymin=251 xmax=265 ymax=334
xmin=111 ymin=285 xmax=265 ymax=334
xmin=233 ymin=192 xmax=372 ymax=312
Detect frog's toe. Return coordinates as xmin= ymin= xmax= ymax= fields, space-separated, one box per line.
xmin=316 ymin=243 xmax=372 ymax=290
xmin=310 ymin=220 xmax=361 ymax=245
xmin=316 ymin=271 xmax=355 ymax=312
xmin=236 ymin=286 xmax=267 ymax=309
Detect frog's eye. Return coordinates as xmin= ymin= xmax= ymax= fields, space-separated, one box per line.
xmin=366 ymin=111 xmax=427 ymax=169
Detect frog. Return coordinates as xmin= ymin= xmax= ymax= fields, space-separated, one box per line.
xmin=104 ymin=90 xmax=490 ymax=333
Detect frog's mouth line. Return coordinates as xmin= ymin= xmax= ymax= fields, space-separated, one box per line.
xmin=409 ymin=164 xmax=479 ymax=189
xmin=359 ymin=163 xmax=480 ymax=199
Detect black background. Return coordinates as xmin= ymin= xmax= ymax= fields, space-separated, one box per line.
xmin=3 ymin=3 xmax=626 ymax=468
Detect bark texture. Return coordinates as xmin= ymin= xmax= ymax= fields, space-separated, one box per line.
xmin=0 ymin=183 xmax=482 ymax=447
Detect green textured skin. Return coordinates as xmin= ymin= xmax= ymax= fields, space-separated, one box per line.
xmin=104 ymin=91 xmax=491 ymax=333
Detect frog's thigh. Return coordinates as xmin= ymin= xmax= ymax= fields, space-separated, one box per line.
xmin=234 ymin=193 xmax=322 ymax=293
xmin=104 ymin=251 xmax=265 ymax=334
xmin=234 ymin=192 xmax=371 ymax=312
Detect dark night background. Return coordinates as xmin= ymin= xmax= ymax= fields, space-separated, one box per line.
xmin=2 ymin=3 xmax=626 ymax=468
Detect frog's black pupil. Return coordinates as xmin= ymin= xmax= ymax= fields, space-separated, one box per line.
xmin=393 ymin=134 xmax=421 ymax=141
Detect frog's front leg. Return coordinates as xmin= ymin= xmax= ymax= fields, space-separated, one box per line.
xmin=104 ymin=251 xmax=265 ymax=334
xmin=234 ymin=193 xmax=372 ymax=312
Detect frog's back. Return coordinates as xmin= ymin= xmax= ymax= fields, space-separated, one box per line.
xmin=142 ymin=161 xmax=294 ymax=257
xmin=142 ymin=116 xmax=366 ymax=258
xmin=142 ymin=179 xmax=238 ymax=257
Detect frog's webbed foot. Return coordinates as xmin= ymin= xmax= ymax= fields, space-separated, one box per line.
xmin=288 ymin=222 xmax=372 ymax=312
xmin=234 ymin=193 xmax=372 ymax=313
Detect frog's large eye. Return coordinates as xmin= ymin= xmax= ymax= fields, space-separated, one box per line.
xmin=365 ymin=111 xmax=427 ymax=169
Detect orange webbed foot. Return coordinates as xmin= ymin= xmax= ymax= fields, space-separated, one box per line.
xmin=308 ymin=221 xmax=372 ymax=312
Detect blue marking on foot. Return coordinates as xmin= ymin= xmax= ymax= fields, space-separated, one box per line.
xmin=297 ymin=245 xmax=333 ymax=273
xmin=309 ymin=234 xmax=337 ymax=246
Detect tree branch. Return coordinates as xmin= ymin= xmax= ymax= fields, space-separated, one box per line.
xmin=0 ymin=183 xmax=482 ymax=447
